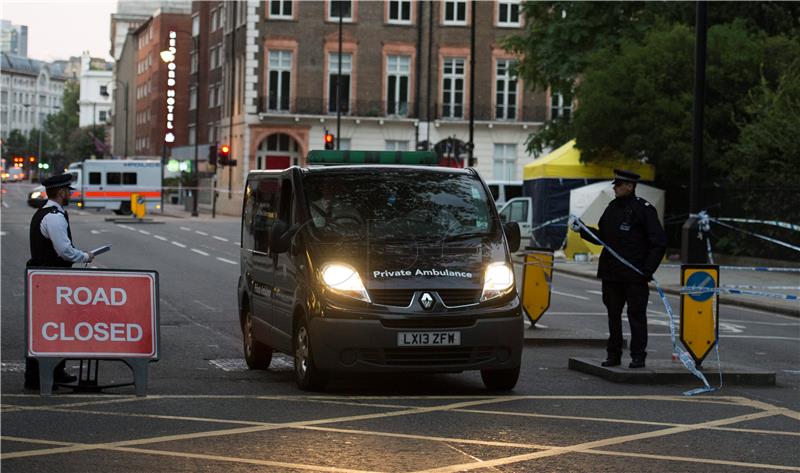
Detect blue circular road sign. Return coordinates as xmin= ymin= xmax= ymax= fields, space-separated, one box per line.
xmin=686 ymin=271 xmax=716 ymax=302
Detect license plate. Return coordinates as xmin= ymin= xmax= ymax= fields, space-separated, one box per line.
xmin=397 ymin=331 xmax=461 ymax=346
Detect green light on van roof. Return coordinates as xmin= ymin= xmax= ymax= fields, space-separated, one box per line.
xmin=308 ymin=150 xmax=438 ymax=166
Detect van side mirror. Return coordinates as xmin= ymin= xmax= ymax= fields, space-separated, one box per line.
xmin=270 ymin=220 xmax=293 ymax=254
xmin=503 ymin=221 xmax=521 ymax=253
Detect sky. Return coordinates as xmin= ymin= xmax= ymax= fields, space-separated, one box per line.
xmin=1 ymin=0 xmax=116 ymax=62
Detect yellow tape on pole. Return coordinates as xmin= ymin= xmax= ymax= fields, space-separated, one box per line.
xmin=680 ymin=265 xmax=720 ymax=365
xmin=522 ymin=250 xmax=554 ymax=325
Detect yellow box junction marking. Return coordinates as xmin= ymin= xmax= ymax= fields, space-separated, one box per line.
xmin=522 ymin=250 xmax=554 ymax=324
xmin=680 ymin=265 xmax=720 ymax=364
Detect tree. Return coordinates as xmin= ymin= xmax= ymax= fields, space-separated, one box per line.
xmin=4 ymin=129 xmax=28 ymax=159
xmin=43 ymin=81 xmax=80 ymax=160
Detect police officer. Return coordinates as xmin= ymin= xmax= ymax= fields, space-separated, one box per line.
xmin=25 ymin=174 xmax=94 ymax=389
xmin=570 ymin=170 xmax=666 ymax=368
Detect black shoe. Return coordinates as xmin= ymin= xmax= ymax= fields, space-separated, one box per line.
xmin=24 ymin=380 xmax=40 ymax=390
xmin=629 ymin=359 xmax=646 ymax=369
xmin=601 ymin=358 xmax=621 ymax=367
xmin=54 ymin=371 xmax=77 ymax=384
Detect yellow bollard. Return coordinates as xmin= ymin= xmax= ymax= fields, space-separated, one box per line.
xmin=522 ymin=250 xmax=554 ymax=326
xmin=680 ymin=265 xmax=719 ymax=366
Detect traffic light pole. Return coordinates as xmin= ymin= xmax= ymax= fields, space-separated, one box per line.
xmin=467 ymin=0 xmax=476 ymax=167
xmin=335 ymin=11 xmax=343 ymax=150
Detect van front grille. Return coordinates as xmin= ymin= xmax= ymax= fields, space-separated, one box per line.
xmin=359 ymin=347 xmax=496 ymax=367
xmin=438 ymin=289 xmax=481 ymax=306
xmin=369 ymin=289 xmax=415 ymax=307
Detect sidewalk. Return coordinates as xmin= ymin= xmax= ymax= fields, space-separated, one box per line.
xmin=552 ymin=260 xmax=799 ymax=317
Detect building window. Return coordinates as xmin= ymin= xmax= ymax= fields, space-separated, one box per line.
xmin=269 ymin=0 xmax=293 ymax=18
xmin=493 ymin=144 xmax=517 ymax=180
xmin=388 ymin=0 xmax=411 ymax=23
xmin=208 ymin=123 xmax=216 ymax=143
xmin=495 ymin=59 xmax=518 ymax=120
xmin=188 ymin=125 xmax=196 ymax=145
xmin=442 ymin=57 xmax=465 ymax=119
xmin=99 ymin=110 xmax=108 ymax=122
xmin=329 ymin=0 xmax=352 ymax=22
xmin=385 ymin=140 xmax=408 ymax=151
xmin=386 ymin=55 xmax=410 ymax=116
xmin=208 ymin=85 xmax=215 ymax=109
xmin=99 ymin=85 xmax=108 ymax=96
xmin=268 ymin=50 xmax=292 ymax=111
xmin=189 ymin=87 xmax=197 ymax=110
xmin=192 ymin=14 xmax=200 ymax=36
xmin=328 ymin=52 xmax=352 ymax=114
xmin=443 ymin=1 xmax=467 ymax=25
xmin=190 ymin=51 xmax=198 ymax=73
xmin=551 ymin=92 xmax=572 ymax=120
xmin=211 ymin=9 xmax=219 ymax=30
xmin=497 ymin=0 xmax=521 ymax=27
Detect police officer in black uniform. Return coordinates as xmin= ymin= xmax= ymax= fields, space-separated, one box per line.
xmin=571 ymin=170 xmax=667 ymax=368
xmin=25 ymin=174 xmax=94 ymax=389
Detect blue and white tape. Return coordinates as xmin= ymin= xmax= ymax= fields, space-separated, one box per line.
xmin=716 ymin=217 xmax=800 ymax=233
xmin=681 ymin=286 xmax=798 ymax=301
xmin=572 ymin=216 xmax=720 ymax=396
xmin=708 ymin=217 xmax=800 ymax=253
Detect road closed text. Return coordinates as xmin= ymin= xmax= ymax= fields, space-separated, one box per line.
xmin=27 ymin=270 xmax=158 ymax=358
xmin=42 ymin=322 xmax=143 ymax=342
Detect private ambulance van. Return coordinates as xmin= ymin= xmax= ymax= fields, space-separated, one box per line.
xmin=67 ymin=160 xmax=162 ymax=214
xmin=239 ymin=150 xmax=523 ymax=391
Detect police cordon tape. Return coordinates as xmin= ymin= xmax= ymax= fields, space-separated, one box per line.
xmin=571 ymin=215 xmax=721 ymax=396
xmin=681 ymin=286 xmax=798 ymax=301
xmin=715 ymin=217 xmax=800 ymax=232
xmin=692 ymin=211 xmax=800 ymax=253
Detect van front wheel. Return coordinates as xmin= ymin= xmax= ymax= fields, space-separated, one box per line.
xmin=294 ymin=318 xmax=327 ymax=391
xmin=481 ymin=366 xmax=520 ymax=391
xmin=243 ymin=309 xmax=272 ymax=370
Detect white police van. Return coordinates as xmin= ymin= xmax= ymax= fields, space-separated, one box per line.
xmin=67 ymin=160 xmax=162 ymax=214
xmin=238 ymin=151 xmax=524 ymax=391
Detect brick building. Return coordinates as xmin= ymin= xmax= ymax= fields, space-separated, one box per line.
xmin=129 ymin=9 xmax=193 ymax=160
xmin=178 ymin=1 xmax=563 ymax=216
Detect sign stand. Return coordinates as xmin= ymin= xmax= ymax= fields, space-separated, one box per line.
xmin=26 ymin=268 xmax=159 ymax=397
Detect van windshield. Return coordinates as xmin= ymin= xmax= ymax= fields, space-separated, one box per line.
xmin=303 ymin=169 xmax=498 ymax=242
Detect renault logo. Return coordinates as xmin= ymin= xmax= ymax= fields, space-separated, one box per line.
xmin=419 ymin=292 xmax=435 ymax=310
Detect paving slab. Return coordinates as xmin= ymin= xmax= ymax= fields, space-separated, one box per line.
xmin=568 ymin=357 xmax=775 ymax=386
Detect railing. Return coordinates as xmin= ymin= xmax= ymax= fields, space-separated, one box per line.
xmin=257 ymin=96 xmax=548 ymax=123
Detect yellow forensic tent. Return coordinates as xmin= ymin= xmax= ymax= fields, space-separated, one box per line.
xmin=522 ymin=140 xmax=655 ymax=249
xmin=523 ymin=140 xmax=655 ymax=180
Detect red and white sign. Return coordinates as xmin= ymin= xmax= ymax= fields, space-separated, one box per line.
xmin=27 ymin=270 xmax=158 ymax=358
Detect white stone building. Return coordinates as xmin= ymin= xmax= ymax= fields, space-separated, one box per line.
xmin=77 ymin=52 xmax=113 ymax=128
xmin=1 ymin=53 xmax=67 ymax=139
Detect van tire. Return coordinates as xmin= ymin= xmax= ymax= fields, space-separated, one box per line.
xmin=114 ymin=202 xmax=132 ymax=216
xmin=294 ymin=317 xmax=327 ymax=391
xmin=481 ymin=366 xmax=520 ymax=391
xmin=243 ymin=308 xmax=272 ymax=370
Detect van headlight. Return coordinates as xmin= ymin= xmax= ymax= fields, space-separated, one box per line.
xmin=31 ymin=191 xmax=41 ymax=199
xmin=321 ymin=263 xmax=371 ymax=303
xmin=480 ymin=262 xmax=515 ymax=301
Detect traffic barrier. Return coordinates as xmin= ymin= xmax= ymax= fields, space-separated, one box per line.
xmin=680 ymin=266 xmax=720 ymax=366
xmin=572 ymin=215 xmax=720 ymax=396
xmin=25 ymin=268 xmax=160 ymax=396
xmin=521 ymin=250 xmax=554 ymax=325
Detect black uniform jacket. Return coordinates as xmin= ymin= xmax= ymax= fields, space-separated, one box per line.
xmin=579 ymin=194 xmax=667 ymax=282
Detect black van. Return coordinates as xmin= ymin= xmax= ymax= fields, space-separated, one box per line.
xmin=238 ymin=151 xmax=523 ymax=391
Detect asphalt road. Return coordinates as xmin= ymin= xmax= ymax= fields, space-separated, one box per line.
xmin=2 ymin=181 xmax=799 ymax=472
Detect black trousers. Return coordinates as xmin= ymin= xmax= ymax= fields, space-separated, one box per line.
xmin=602 ymin=280 xmax=649 ymax=359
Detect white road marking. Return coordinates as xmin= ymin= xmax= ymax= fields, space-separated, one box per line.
xmin=195 ymin=230 xmax=208 ymax=236
xmin=118 ymin=225 xmax=135 ymax=231
xmin=193 ymin=300 xmax=215 ymax=310
xmin=90 ymin=230 xmax=100 ymax=234
xmin=552 ymin=290 xmax=590 ymax=300
xmin=138 ymin=229 xmax=150 ymax=235
xmin=171 ymin=241 xmax=186 ymax=248
xmin=180 ymin=227 xmax=191 ymax=231
xmin=153 ymin=235 xmax=167 ymax=241
xmin=191 ymin=248 xmax=209 ymax=256
xmin=586 ymin=289 xmax=603 ymax=296
xmin=0 ymin=231 xmax=6 ymax=236
xmin=1 ymin=201 xmax=8 ymax=208
xmin=233 ymin=241 xmax=240 ymax=246
xmin=216 ymin=257 xmax=237 ymax=265
xmin=213 ymin=235 xmax=228 ymax=242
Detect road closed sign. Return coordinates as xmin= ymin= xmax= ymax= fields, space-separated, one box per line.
xmin=26 ymin=269 xmax=159 ymax=358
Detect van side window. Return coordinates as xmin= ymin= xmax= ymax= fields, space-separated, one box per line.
xmin=247 ymin=177 xmax=279 ymax=253
xmin=277 ymin=177 xmax=294 ymax=224
xmin=123 ymin=172 xmax=137 ymax=185
xmin=505 ymin=185 xmax=522 ymax=200
xmin=89 ymin=172 xmax=101 ymax=185
xmin=508 ymin=200 xmax=528 ymax=222
xmin=106 ymin=172 xmax=121 ymax=185
xmin=488 ymin=184 xmax=499 ymax=201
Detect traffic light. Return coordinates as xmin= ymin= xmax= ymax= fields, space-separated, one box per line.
xmin=29 ymin=156 xmax=36 ymax=164
xmin=324 ymin=133 xmax=335 ymax=150
xmin=218 ymin=144 xmax=231 ymax=166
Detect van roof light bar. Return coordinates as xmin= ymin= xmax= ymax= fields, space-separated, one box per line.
xmin=307 ymin=150 xmax=439 ymax=166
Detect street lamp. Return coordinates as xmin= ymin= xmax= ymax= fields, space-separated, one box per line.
xmin=102 ymin=79 xmax=129 ymax=159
